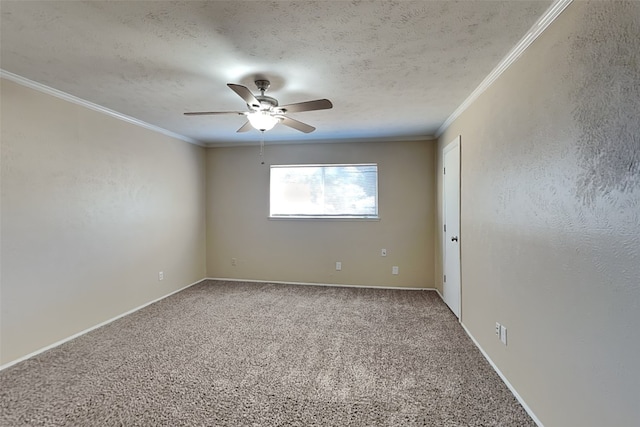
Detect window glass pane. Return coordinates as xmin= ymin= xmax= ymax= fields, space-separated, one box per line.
xmin=270 ymin=164 xmax=378 ymax=218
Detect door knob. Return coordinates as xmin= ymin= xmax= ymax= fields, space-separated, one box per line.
xmin=451 ymin=236 xmax=458 ymax=242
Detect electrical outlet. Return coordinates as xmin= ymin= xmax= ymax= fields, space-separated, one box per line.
xmin=500 ymin=325 xmax=507 ymax=345
xmin=392 ymin=266 xmax=399 ymax=275
xmin=231 ymin=258 xmax=237 ymax=266
xmin=381 ymin=248 xmax=387 ymax=257
xmin=336 ymin=261 xmax=342 ymax=271
xmin=158 ymin=271 xmax=164 ymax=281
xmin=495 ymin=322 xmax=501 ymax=336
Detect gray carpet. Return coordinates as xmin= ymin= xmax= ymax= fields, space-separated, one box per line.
xmin=0 ymin=280 xmax=535 ymax=426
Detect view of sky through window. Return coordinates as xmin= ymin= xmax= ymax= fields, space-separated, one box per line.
xmin=270 ymin=164 xmax=378 ymax=218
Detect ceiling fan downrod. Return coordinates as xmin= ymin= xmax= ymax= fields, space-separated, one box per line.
xmin=254 ymin=79 xmax=271 ymax=95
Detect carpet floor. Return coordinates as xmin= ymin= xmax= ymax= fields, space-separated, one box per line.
xmin=0 ymin=280 xmax=535 ymax=426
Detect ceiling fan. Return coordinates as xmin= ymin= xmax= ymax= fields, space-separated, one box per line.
xmin=184 ymin=79 xmax=333 ymax=133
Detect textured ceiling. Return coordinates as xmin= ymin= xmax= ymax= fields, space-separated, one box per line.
xmin=0 ymin=1 xmax=553 ymax=146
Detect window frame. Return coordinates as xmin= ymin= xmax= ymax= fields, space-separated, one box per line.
xmin=269 ymin=163 xmax=380 ymax=220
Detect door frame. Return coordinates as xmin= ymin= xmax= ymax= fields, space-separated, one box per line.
xmin=442 ymin=135 xmax=461 ymax=319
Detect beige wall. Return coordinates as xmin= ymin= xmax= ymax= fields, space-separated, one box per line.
xmin=206 ymin=140 xmax=436 ymax=288
xmin=0 ymin=78 xmax=207 ymax=365
xmin=438 ymin=2 xmax=640 ymax=426
xmin=0 ymin=77 xmax=436 ymax=366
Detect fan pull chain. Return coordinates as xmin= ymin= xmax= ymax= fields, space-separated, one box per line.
xmin=260 ymin=131 xmax=265 ymax=164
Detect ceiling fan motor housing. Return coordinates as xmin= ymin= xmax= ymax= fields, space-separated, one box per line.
xmin=254 ymin=80 xmax=279 ymax=111
xmin=255 ymin=95 xmax=278 ymax=110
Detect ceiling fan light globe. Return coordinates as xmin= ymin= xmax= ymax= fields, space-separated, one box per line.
xmin=248 ymin=111 xmax=278 ymax=131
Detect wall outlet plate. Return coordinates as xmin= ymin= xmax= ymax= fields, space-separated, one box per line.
xmin=381 ymin=248 xmax=387 ymax=257
xmin=158 ymin=271 xmax=164 ymax=281
xmin=336 ymin=261 xmax=342 ymax=271
xmin=500 ymin=325 xmax=507 ymax=345
xmin=392 ymin=266 xmax=399 ymax=275
xmin=495 ymin=322 xmax=501 ymax=336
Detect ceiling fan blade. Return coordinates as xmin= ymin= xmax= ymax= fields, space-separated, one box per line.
xmin=236 ymin=121 xmax=253 ymax=133
xmin=227 ymin=83 xmax=261 ymax=109
xmin=280 ymin=116 xmax=315 ymax=133
xmin=279 ymin=99 xmax=333 ymax=113
xmin=184 ymin=111 xmax=245 ymax=116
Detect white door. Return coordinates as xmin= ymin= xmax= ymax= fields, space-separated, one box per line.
xmin=443 ymin=137 xmax=461 ymax=318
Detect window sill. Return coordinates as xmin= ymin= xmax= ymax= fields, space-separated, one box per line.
xmin=268 ymin=216 xmax=380 ymax=222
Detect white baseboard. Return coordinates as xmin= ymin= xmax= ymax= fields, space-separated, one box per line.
xmin=0 ymin=278 xmax=207 ymax=371
xmin=205 ymin=277 xmax=435 ymax=291
xmin=459 ymin=322 xmax=544 ymax=427
xmin=2 ymin=276 xmax=541 ymax=426
xmin=1 ymin=277 xmax=433 ymax=370
xmin=428 ymin=290 xmax=543 ymax=426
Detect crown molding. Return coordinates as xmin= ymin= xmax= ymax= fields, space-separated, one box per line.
xmin=436 ymin=0 xmax=573 ymax=137
xmin=205 ymin=134 xmax=437 ymax=148
xmin=0 ymin=69 xmax=204 ymax=146
xmin=2 ymin=0 xmax=573 ymax=146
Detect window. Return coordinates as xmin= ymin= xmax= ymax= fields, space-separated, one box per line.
xmin=270 ymin=164 xmax=378 ymax=219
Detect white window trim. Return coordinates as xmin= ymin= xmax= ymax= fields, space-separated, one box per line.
xmin=269 ymin=163 xmax=379 ymax=220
